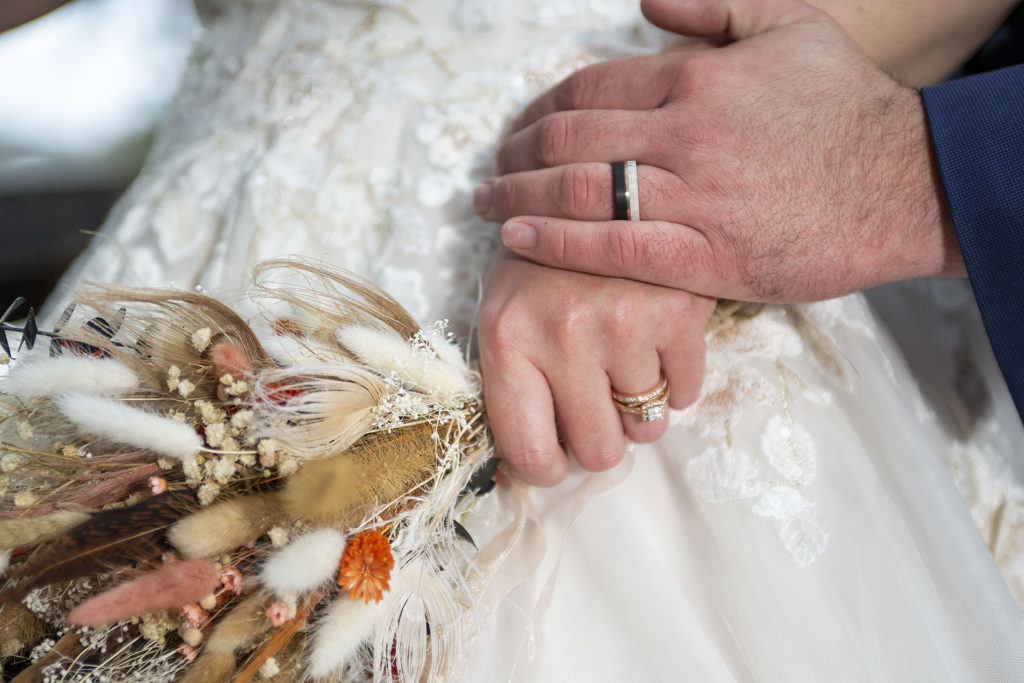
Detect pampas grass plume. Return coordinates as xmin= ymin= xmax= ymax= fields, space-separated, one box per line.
xmin=169 ymin=493 xmax=282 ymax=560
xmin=69 ymin=559 xmax=220 ymax=626
xmin=262 ymin=528 xmax=345 ymax=598
xmin=4 ymin=356 xmax=139 ymax=399
xmin=55 ymin=393 xmax=201 ymax=461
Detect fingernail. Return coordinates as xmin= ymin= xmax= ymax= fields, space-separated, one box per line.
xmin=473 ymin=180 xmax=494 ymax=217
xmin=502 ymin=221 xmax=536 ymax=250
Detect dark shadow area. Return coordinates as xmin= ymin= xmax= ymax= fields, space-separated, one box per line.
xmin=0 ymin=188 xmax=123 ymax=310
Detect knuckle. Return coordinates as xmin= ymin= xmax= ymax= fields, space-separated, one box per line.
xmin=579 ymin=445 xmax=623 ymax=472
xmin=607 ymin=298 xmax=642 ymax=341
xmin=663 ymin=288 xmax=698 ymax=319
xmin=676 ymin=52 xmax=721 ymax=92
xmin=478 ymin=302 xmax=525 ymax=356
xmin=606 ymin=222 xmax=645 ymax=271
xmin=507 ymin=444 xmax=555 ymax=477
xmin=536 ymin=114 xmax=571 ymax=167
xmin=560 ymin=165 xmax=597 ymax=217
xmin=494 ymin=176 xmax=521 ymax=218
xmin=559 ymin=67 xmax=597 ymax=111
xmin=549 ymin=304 xmax=587 ymax=351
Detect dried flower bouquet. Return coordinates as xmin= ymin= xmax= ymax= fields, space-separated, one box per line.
xmin=0 ymin=259 xmax=494 ymax=682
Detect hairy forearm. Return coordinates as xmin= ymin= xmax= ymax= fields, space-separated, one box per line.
xmin=810 ymin=0 xmax=1020 ymax=85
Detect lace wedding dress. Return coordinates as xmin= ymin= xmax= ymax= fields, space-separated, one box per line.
xmin=54 ymin=0 xmax=1024 ymax=680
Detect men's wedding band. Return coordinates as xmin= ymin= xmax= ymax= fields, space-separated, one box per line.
xmin=611 ymin=160 xmax=641 ymax=221
xmin=612 ymin=375 xmax=668 ymax=422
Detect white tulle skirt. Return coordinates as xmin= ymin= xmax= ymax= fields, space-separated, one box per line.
xmin=53 ymin=0 xmax=1024 ymax=680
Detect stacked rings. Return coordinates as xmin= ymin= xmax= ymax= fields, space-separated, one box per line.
xmin=612 ymin=376 xmax=669 ymax=422
xmin=611 ymin=160 xmax=640 ymax=221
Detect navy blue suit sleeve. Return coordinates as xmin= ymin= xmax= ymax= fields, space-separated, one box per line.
xmin=922 ymin=65 xmax=1024 ymax=420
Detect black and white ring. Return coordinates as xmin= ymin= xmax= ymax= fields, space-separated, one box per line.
xmin=611 ymin=160 xmax=640 ymax=221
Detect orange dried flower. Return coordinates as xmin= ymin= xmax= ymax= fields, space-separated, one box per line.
xmin=338 ymin=529 xmax=394 ymax=604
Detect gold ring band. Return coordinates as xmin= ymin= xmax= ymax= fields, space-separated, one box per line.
xmin=611 ymin=376 xmax=668 ymax=405
xmin=611 ymin=376 xmax=669 ymax=422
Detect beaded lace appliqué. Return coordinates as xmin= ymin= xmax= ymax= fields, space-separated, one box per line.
xmin=681 ymin=307 xmax=836 ymax=567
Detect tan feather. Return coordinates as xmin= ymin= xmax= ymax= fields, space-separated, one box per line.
xmin=253 ymin=364 xmax=387 ymax=460
xmin=251 ymin=258 xmax=421 ymax=359
xmin=0 ymin=490 xmax=195 ymax=603
xmin=60 ymin=286 xmax=273 ymax=398
xmin=168 ymin=492 xmax=284 ymax=560
xmin=281 ymin=425 xmax=437 ymax=528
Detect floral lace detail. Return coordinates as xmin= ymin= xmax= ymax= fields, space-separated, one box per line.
xmin=55 ymin=0 xmax=667 ymax=339
xmin=680 ymin=306 xmax=843 ymax=567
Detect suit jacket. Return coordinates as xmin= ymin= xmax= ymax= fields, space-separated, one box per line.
xmin=921 ymin=6 xmax=1024 ymax=420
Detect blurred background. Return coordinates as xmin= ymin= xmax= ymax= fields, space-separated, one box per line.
xmin=0 ymin=0 xmax=197 ymax=311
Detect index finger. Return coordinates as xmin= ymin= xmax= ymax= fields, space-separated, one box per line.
xmin=509 ymin=55 xmax=678 ymax=134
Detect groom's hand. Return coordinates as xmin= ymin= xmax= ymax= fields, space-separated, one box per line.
xmin=474 ymin=0 xmax=963 ymax=303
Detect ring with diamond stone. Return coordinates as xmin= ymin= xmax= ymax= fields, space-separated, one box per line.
xmin=611 ymin=375 xmax=669 ymax=422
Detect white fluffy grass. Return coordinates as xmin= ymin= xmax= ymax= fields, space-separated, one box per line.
xmin=308 ymin=594 xmax=388 ymax=680
xmin=336 ymin=325 xmax=472 ymax=397
xmin=262 ymin=528 xmax=346 ymax=598
xmin=4 ymin=356 xmax=139 ymax=399
xmin=55 ymin=392 xmax=201 ymax=460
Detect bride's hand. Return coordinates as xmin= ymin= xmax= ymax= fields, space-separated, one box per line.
xmin=478 ymin=251 xmax=714 ymax=486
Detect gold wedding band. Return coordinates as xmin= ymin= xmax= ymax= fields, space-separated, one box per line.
xmin=612 ymin=375 xmax=669 ymax=422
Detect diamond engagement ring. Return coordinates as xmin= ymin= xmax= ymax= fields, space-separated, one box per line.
xmin=612 ymin=375 xmax=669 ymax=422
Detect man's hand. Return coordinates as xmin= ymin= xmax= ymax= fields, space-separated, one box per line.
xmin=473 ymin=0 xmax=964 ymax=303
xmin=478 ymin=252 xmax=714 ymax=486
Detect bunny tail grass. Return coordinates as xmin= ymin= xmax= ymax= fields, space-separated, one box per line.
xmin=168 ymin=492 xmax=284 ymax=560
xmin=177 ymin=651 xmax=237 ymax=683
xmin=2 ymin=356 xmax=139 ymax=399
xmin=69 ymin=559 xmax=220 ymax=626
xmin=0 ymin=509 xmax=91 ymax=550
xmin=55 ymin=393 xmax=202 ymax=461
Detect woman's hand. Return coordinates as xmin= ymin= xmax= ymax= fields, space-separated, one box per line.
xmin=478 ymin=251 xmax=715 ymax=486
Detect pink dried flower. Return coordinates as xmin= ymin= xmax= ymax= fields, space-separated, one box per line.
xmin=177 ymin=644 xmax=198 ymax=663
xmin=265 ymin=601 xmax=292 ymax=627
xmin=220 ymin=566 xmax=244 ymax=594
xmin=148 ymin=476 xmax=168 ymax=495
xmin=180 ymin=602 xmax=209 ymax=628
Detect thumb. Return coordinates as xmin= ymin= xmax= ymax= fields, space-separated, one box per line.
xmin=640 ymin=0 xmax=823 ymax=41
xmin=500 ymin=217 xmax=728 ymax=296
